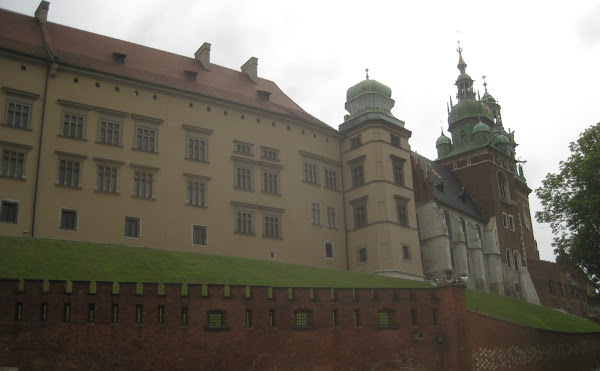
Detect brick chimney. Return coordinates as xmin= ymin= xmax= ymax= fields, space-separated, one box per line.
xmin=241 ymin=57 xmax=258 ymax=84
xmin=35 ymin=1 xmax=50 ymax=23
xmin=194 ymin=42 xmax=211 ymax=71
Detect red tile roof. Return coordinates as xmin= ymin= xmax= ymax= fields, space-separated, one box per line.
xmin=0 ymin=7 xmax=332 ymax=131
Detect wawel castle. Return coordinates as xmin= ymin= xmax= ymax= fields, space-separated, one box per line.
xmin=0 ymin=2 xmax=593 ymax=315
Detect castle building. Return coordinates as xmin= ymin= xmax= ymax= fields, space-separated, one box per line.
xmin=2 ymin=2 xmax=590 ymax=309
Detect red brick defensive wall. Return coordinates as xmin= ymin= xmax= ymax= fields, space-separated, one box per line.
xmin=0 ymin=279 xmax=599 ymax=370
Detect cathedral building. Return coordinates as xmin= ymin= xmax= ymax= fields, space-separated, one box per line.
xmin=2 ymin=2 xmax=590 ymax=309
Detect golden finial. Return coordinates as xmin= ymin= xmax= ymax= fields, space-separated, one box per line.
xmin=365 ymin=68 xmax=369 ymax=80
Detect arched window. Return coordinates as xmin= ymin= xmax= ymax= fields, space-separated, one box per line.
xmin=506 ymin=248 xmax=511 ymax=267
xmin=497 ymin=171 xmax=510 ymax=202
xmin=513 ymin=250 xmax=521 ymax=270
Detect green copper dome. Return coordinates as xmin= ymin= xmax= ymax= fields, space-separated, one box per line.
xmin=346 ymin=79 xmax=392 ymax=101
xmin=493 ymin=134 xmax=510 ymax=145
xmin=448 ymin=99 xmax=491 ymax=124
xmin=473 ymin=121 xmax=490 ymax=134
xmin=436 ymin=132 xmax=452 ymax=146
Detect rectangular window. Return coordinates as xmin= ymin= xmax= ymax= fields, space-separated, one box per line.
xmin=157 ymin=305 xmax=164 ymax=324
xmin=393 ymin=161 xmax=404 ymax=186
xmin=5 ymin=102 xmax=31 ymax=129
xmin=58 ymin=160 xmax=80 ymax=187
xmin=60 ymin=209 xmax=77 ymax=231
xmin=397 ymin=201 xmax=408 ymax=226
xmin=235 ymin=166 xmax=253 ymax=190
xmin=327 ymin=206 xmax=336 ymax=228
xmin=411 ymin=308 xmax=417 ymax=326
xmin=88 ymin=303 xmax=95 ymax=323
xmin=135 ymin=127 xmax=157 ymax=152
xmin=350 ymin=135 xmax=362 ymax=149
xmin=245 ymin=309 xmax=252 ymax=328
xmin=209 ymin=312 xmax=222 ymax=327
xmin=263 ymin=171 xmax=279 ymax=194
xmin=311 ymin=202 xmax=321 ymax=225
xmin=325 ymin=242 xmax=334 ymax=259
xmin=295 ymin=311 xmax=308 ymax=327
xmin=403 ymin=245 xmax=411 ymax=261
xmin=41 ymin=303 xmax=48 ymax=322
xmin=353 ymin=309 xmax=361 ymax=327
xmin=133 ymin=172 xmax=153 ymax=198
xmin=235 ymin=211 xmax=253 ymax=234
xmin=261 ymin=147 xmax=279 ymax=161
xmin=187 ymin=180 xmax=205 ymax=206
xmin=187 ymin=137 xmax=207 ymax=161
xmin=378 ymin=311 xmax=390 ymax=326
xmin=61 ymin=113 xmax=85 ymax=139
xmin=112 ymin=304 xmax=119 ymax=323
xmin=358 ymin=247 xmax=367 ymax=263
xmin=182 ymin=307 xmax=188 ymax=325
xmin=324 ymin=169 xmax=337 ymax=190
xmin=234 ymin=141 xmax=253 ymax=155
xmin=390 ymin=134 xmax=400 ymax=147
xmin=502 ymin=212 xmax=508 ymax=229
xmin=263 ymin=215 xmax=281 ymax=238
xmin=125 ymin=216 xmax=140 ymax=238
xmin=136 ymin=305 xmax=143 ymax=324
xmin=97 ymin=166 xmax=118 ymax=193
xmin=332 ymin=309 xmax=337 ymax=327
xmin=193 ymin=225 xmax=207 ymax=245
xmin=2 ymin=150 xmax=25 ymax=178
xmin=303 ymin=162 xmax=318 ymax=184
xmin=353 ymin=204 xmax=367 ymax=229
xmin=508 ymin=215 xmax=515 ymax=231
xmin=98 ymin=120 xmax=120 ymax=145
xmin=351 ymin=165 xmax=364 ymax=187
xmin=64 ymin=303 xmax=71 ymax=323
xmin=0 ymin=201 xmax=18 ymax=223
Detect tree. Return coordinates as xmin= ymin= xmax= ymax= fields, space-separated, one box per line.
xmin=536 ymin=123 xmax=600 ymax=285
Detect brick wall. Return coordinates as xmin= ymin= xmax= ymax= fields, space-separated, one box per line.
xmin=0 ymin=279 xmax=468 ymax=370
xmin=2 ymin=279 xmax=600 ymax=370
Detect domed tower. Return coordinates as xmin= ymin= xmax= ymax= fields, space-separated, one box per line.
xmin=436 ymin=131 xmax=453 ymax=158
xmin=339 ymin=70 xmax=423 ymax=281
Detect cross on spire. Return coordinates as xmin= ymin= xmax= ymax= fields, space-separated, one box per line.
xmin=482 ymin=74 xmax=488 ymax=92
xmin=365 ymin=68 xmax=369 ymax=80
xmin=456 ymin=40 xmax=463 ymax=55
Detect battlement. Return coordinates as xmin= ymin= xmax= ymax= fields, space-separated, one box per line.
xmin=0 ymin=279 xmax=465 ymax=331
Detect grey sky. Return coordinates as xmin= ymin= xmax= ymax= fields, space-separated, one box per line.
xmin=2 ymin=0 xmax=599 ymax=261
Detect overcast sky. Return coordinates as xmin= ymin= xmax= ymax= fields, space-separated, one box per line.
xmin=2 ymin=0 xmax=600 ymax=262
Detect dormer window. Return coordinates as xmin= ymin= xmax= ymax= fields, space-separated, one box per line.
xmin=184 ymin=70 xmax=198 ymax=81
xmin=257 ymin=90 xmax=271 ymax=100
xmin=112 ymin=52 xmax=126 ymax=64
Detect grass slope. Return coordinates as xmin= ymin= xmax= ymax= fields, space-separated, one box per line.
xmin=1 ymin=236 xmax=599 ymax=333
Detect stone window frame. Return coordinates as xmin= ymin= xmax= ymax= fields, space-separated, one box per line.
xmin=326 ymin=206 xmax=336 ymax=229
xmin=260 ymin=146 xmax=279 ymax=161
xmin=324 ymin=241 xmax=334 ymax=259
xmin=192 ymin=224 xmax=208 ymax=246
xmin=95 ymin=106 xmax=128 ymax=147
xmin=55 ymin=151 xmax=87 ymax=189
xmin=0 ymin=200 xmax=19 ymax=224
xmin=390 ymin=133 xmax=401 ymax=147
xmin=310 ymin=202 xmax=321 ymax=225
xmin=263 ymin=212 xmax=282 ymax=239
xmin=508 ymin=214 xmax=515 ymax=231
xmin=394 ymin=195 xmax=409 ymax=227
xmin=349 ymin=135 xmax=362 ymax=149
xmin=402 ymin=245 xmax=411 ymax=262
xmin=262 ymin=168 xmax=280 ymax=195
xmin=348 ymin=155 xmax=366 ymax=189
xmin=93 ymin=157 xmax=124 ymax=195
xmin=184 ymin=173 xmax=211 ymax=207
xmin=124 ymin=216 xmax=141 ymax=238
xmin=57 ymin=99 xmax=93 ymax=140
xmin=0 ymin=141 xmax=32 ymax=181
xmin=351 ymin=195 xmax=368 ymax=230
xmin=390 ymin=155 xmax=406 ymax=186
xmin=60 ymin=208 xmax=78 ymax=231
xmin=183 ymin=124 xmax=212 ymax=163
xmin=303 ymin=161 xmax=319 ymax=185
xmin=132 ymin=114 xmax=163 ymax=153
xmin=234 ymin=140 xmax=253 ymax=156
xmin=130 ymin=163 xmax=159 ymax=200
xmin=294 ymin=309 xmax=311 ymax=329
xmin=2 ymin=87 xmax=39 ymax=130
xmin=205 ymin=310 xmax=229 ymax=331
xmin=497 ymin=170 xmax=511 ymax=203
xmin=324 ymin=168 xmax=338 ymax=190
xmin=358 ymin=247 xmax=368 ymax=264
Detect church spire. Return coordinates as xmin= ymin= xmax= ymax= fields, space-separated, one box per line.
xmin=454 ymin=41 xmax=475 ymax=102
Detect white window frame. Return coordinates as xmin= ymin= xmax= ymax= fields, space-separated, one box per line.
xmin=60 ymin=111 xmax=86 ymax=140
xmin=304 ymin=162 xmax=319 ymax=185
xmin=310 ymin=202 xmax=321 ymax=225
xmin=234 ymin=164 xmax=254 ymax=191
xmin=234 ymin=141 xmax=253 ymax=156
xmin=235 ymin=209 xmax=255 ymax=235
xmin=262 ymin=169 xmax=280 ymax=195
xmin=97 ymin=119 xmax=122 ymax=146
xmin=327 ymin=206 xmax=336 ymax=229
xmin=263 ymin=214 xmax=282 ymax=238
xmin=57 ymin=158 xmax=82 ymax=188
xmin=324 ymin=168 xmax=338 ymax=190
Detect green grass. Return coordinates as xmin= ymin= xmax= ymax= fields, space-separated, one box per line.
xmin=0 ymin=236 xmax=429 ymax=288
xmin=466 ymin=289 xmax=600 ymax=333
xmin=2 ymin=236 xmax=600 ymax=333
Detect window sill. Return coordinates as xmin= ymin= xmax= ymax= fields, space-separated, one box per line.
xmin=94 ymin=141 xmax=123 ymax=148
xmin=0 ymin=220 xmax=18 ymax=224
xmin=234 ymin=232 xmax=256 ymax=237
xmin=185 ymin=203 xmax=207 ymax=208
xmin=233 ymin=152 xmax=253 ymax=157
xmin=132 ymin=148 xmax=159 ymax=155
xmin=0 ymin=174 xmax=26 ymax=181
xmin=131 ymin=195 xmax=155 ymax=201
xmin=311 ymin=223 xmax=323 ymax=227
xmin=184 ymin=157 xmax=210 ymax=164
xmin=234 ymin=187 xmax=255 ymax=192
xmin=302 ymin=180 xmax=321 ymax=187
xmin=192 ymin=243 xmax=208 ymax=247
xmin=1 ymin=123 xmax=32 ymax=131
xmin=262 ymin=235 xmax=283 ymax=240
xmin=59 ymin=228 xmax=77 ymax=232
xmin=124 ymin=235 xmax=140 ymax=239
xmin=57 ymin=135 xmax=87 ymax=142
xmin=261 ymin=191 xmax=281 ymax=197
xmin=55 ymin=184 xmax=82 ymax=190
xmin=94 ymin=190 xmax=119 ymax=196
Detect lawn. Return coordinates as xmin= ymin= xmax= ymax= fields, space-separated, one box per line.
xmin=2 ymin=236 xmax=600 ymax=333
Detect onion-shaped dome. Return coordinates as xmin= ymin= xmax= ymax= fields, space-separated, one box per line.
xmin=493 ymin=134 xmax=510 ymax=146
xmin=346 ymin=79 xmax=392 ymax=101
xmin=436 ymin=132 xmax=452 ymax=147
xmin=449 ymin=99 xmax=491 ymax=125
xmin=473 ymin=121 xmax=490 ymax=135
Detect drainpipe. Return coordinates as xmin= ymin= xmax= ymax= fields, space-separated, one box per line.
xmin=339 ymin=138 xmax=350 ymax=271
